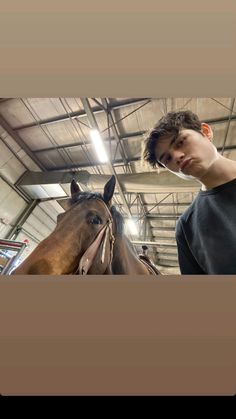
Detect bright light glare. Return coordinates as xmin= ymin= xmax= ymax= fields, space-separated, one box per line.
xmin=89 ymin=129 xmax=109 ymax=163
xmin=126 ymin=218 xmax=139 ymax=236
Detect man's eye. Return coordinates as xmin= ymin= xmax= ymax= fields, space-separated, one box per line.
xmin=177 ymin=136 xmax=187 ymax=146
xmin=176 ymin=139 xmax=184 ymax=147
xmin=89 ymin=215 xmax=102 ymax=225
xmin=164 ymin=155 xmax=171 ymax=165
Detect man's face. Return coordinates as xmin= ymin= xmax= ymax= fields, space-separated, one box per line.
xmin=154 ymin=127 xmax=218 ymax=180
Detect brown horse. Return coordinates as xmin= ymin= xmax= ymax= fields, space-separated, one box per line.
xmin=13 ymin=175 xmax=161 ymax=275
xmin=12 ymin=177 xmax=116 ymax=275
xmin=110 ymin=206 xmax=161 ymax=275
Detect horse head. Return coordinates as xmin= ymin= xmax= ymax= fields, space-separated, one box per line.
xmin=13 ymin=176 xmax=116 ymax=275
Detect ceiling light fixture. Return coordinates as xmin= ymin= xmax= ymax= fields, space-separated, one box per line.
xmin=89 ymin=129 xmax=109 ymax=163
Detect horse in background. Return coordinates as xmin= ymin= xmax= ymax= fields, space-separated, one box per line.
xmin=138 ymin=245 xmax=161 ymax=275
xmin=110 ymin=206 xmax=161 ymax=275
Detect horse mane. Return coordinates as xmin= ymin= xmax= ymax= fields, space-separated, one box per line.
xmin=110 ymin=205 xmax=137 ymax=251
xmin=110 ymin=205 xmax=124 ymax=235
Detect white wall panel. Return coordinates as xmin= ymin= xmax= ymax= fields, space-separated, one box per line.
xmin=0 ymin=178 xmax=27 ymax=238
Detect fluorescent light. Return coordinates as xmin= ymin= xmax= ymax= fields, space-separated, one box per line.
xmin=89 ymin=129 xmax=109 ymax=163
xmin=126 ymin=218 xmax=139 ymax=236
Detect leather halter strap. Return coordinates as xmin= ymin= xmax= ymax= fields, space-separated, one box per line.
xmin=74 ymin=199 xmax=115 ymax=275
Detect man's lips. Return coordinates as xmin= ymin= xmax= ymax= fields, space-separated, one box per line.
xmin=180 ymin=158 xmax=192 ymax=171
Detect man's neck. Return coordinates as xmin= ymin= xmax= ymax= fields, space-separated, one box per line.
xmin=199 ymin=156 xmax=236 ymax=190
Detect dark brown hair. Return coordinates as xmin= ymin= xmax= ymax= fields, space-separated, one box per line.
xmin=142 ymin=110 xmax=202 ymax=168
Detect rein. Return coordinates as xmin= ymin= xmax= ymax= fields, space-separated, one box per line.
xmin=74 ymin=199 xmax=115 ymax=275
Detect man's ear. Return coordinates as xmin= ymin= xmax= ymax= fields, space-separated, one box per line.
xmin=201 ymin=123 xmax=213 ymax=141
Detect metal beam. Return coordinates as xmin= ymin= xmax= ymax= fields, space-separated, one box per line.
xmin=157 ymin=260 xmax=179 ymax=267
xmin=47 ymin=157 xmax=140 ymax=171
xmin=46 ymin=169 xmax=200 ymax=194
xmin=126 ymin=233 xmax=177 ymax=241
xmin=0 ymin=114 xmax=45 ymax=171
xmin=11 ymin=105 xmax=236 ymax=133
xmin=16 ymin=170 xmax=90 ymax=186
xmin=205 ymin=115 xmax=236 ymax=125
xmin=151 ymin=227 xmax=175 ymax=231
xmin=33 ymin=131 xmax=146 ymax=154
xmin=159 ymin=252 xmax=178 ymax=257
xmin=146 ymin=215 xmax=179 ymax=219
xmin=141 ymin=236 xmax=177 ymax=241
xmin=159 ymin=254 xmax=178 ymax=259
xmin=123 ymin=214 xmax=179 ymax=220
xmin=81 ymin=98 xmax=132 ymax=216
xmin=46 ymin=141 xmax=236 ymax=172
xmin=5 ymin=199 xmax=39 ymax=240
xmin=12 ymin=98 xmax=150 ymax=131
xmin=147 ymin=212 xmax=182 ymax=217
xmin=37 ymin=144 xmax=236 ymax=160
xmin=132 ymin=235 xmax=176 ymax=241
xmin=131 ymin=240 xmax=177 ymax=248
xmin=101 ymin=98 xmax=128 ymax=165
xmin=120 ymin=202 xmax=191 ymax=208
xmin=109 ymin=98 xmax=151 ymax=109
xmin=16 ymin=170 xmax=199 ymax=200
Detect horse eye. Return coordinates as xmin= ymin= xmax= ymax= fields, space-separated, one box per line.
xmin=89 ymin=215 xmax=102 ymax=225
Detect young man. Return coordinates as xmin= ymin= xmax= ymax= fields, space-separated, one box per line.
xmin=143 ymin=110 xmax=236 ymax=274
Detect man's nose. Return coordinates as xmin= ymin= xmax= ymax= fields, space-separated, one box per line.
xmin=172 ymin=149 xmax=185 ymax=166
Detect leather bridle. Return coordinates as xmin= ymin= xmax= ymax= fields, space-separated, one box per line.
xmin=73 ymin=198 xmax=115 ymax=275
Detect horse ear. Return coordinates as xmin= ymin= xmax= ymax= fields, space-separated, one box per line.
xmin=103 ymin=175 xmax=116 ymax=205
xmin=70 ymin=179 xmax=81 ymax=196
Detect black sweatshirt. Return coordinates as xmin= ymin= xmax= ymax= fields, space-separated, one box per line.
xmin=176 ymin=178 xmax=236 ymax=274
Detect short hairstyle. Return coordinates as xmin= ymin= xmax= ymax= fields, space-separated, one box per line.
xmin=142 ymin=110 xmax=202 ymax=168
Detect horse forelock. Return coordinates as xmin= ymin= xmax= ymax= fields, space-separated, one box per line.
xmin=70 ymin=191 xmax=104 ymax=205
